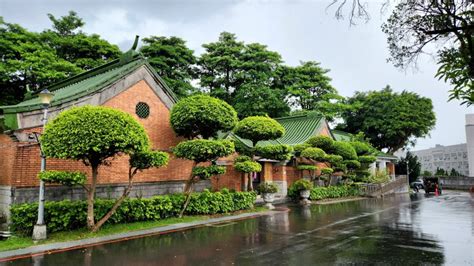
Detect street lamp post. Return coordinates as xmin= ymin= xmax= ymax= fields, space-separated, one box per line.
xmin=32 ymin=89 xmax=54 ymax=241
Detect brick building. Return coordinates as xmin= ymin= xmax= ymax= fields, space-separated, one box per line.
xmin=0 ymin=45 xmax=396 ymax=217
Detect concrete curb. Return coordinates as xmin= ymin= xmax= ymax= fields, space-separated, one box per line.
xmin=0 ymin=210 xmax=277 ymax=261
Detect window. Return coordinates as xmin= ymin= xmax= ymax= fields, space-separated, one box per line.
xmin=135 ymin=102 xmax=150 ymax=119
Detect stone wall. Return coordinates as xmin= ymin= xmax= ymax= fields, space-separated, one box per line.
xmin=439 ymin=176 xmax=474 ymax=190
xmin=0 ymin=180 xmax=211 ymax=222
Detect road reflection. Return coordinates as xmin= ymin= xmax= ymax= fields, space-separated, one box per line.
xmin=6 ymin=191 xmax=474 ymax=265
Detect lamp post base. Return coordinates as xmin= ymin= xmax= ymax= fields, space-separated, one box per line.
xmin=32 ymin=224 xmax=47 ymax=240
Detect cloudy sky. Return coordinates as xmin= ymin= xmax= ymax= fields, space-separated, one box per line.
xmin=1 ymin=0 xmax=471 ymax=151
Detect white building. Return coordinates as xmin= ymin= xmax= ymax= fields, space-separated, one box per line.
xmin=412 ymin=144 xmax=469 ymax=176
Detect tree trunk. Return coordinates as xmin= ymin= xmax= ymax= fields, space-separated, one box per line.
xmin=179 ymin=162 xmax=198 ymax=218
xmin=86 ymin=164 xmax=99 ymax=230
xmin=92 ymin=167 xmax=137 ymax=232
xmin=248 ymin=173 xmax=254 ymax=191
xmin=241 ymin=173 xmax=247 ymax=191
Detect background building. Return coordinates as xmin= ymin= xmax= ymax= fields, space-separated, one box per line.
xmin=412 ymin=144 xmax=469 ymax=176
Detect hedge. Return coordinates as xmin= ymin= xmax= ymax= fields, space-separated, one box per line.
xmin=288 ymin=184 xmax=360 ymax=201
xmin=10 ymin=189 xmax=256 ymax=235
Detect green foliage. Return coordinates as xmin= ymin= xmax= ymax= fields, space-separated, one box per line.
xmin=435 ymin=167 xmax=448 ymax=176
xmin=292 ymin=179 xmax=314 ymax=192
xmin=343 ymin=160 xmax=361 ymax=170
xmin=324 ymin=154 xmax=343 ymax=165
xmin=10 ymin=190 xmax=257 ymax=235
xmin=382 ymin=1 xmax=473 ymax=105
xmin=328 ymin=141 xmax=357 ymax=160
xmin=358 ymin=155 xmax=377 ymax=164
xmin=305 ymin=135 xmax=334 ymax=151
xmin=288 ymin=184 xmax=360 ymax=201
xmin=337 ymin=87 xmax=436 ymax=153
xmin=349 ymin=141 xmax=373 ymax=156
xmin=170 ymin=95 xmax=238 ymax=139
xmin=255 ymin=144 xmax=293 ymax=161
xmin=192 ymin=165 xmax=226 ymax=179
xmin=449 ymin=168 xmax=463 ymax=177
xmin=233 ymin=116 xmax=285 ymax=146
xmin=234 ymin=161 xmax=262 ymax=173
xmin=234 ymin=155 xmax=252 ymax=163
xmin=173 ymin=139 xmax=234 ymax=163
xmin=257 ymin=182 xmax=278 ymax=194
xmin=300 ymin=147 xmax=327 ymax=161
xmin=130 ymin=150 xmax=169 ymax=170
xmin=321 ymin=168 xmax=334 ymax=175
xmin=140 ymin=36 xmax=197 ymax=98
xmin=365 ymin=170 xmax=390 ymax=184
xmin=38 ymin=171 xmax=86 ymax=186
xmin=395 ymin=151 xmax=421 ymax=183
xmin=422 ymin=170 xmax=433 ymax=176
xmin=42 ymin=105 xmax=150 ymax=164
xmin=233 ymin=84 xmax=290 ymax=118
xmin=297 ymin=165 xmax=318 ymax=171
xmin=293 ymin=143 xmax=311 ymax=157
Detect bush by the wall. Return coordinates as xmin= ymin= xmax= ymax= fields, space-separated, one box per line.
xmin=288 ymin=183 xmax=360 ymax=201
xmin=10 ymin=189 xmax=256 ymax=235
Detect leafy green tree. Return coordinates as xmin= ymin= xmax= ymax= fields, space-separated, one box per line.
xmin=422 ymin=170 xmax=433 ymax=177
xmin=170 ymin=95 xmax=237 ymax=216
xmin=41 ymin=105 xmax=168 ymax=231
xmin=395 ymin=151 xmax=421 ymax=183
xmin=382 ymin=1 xmax=473 ymax=105
xmin=197 ymin=32 xmax=288 ymax=117
xmin=41 ymin=11 xmax=121 ymax=70
xmin=233 ymin=116 xmax=286 ymax=191
xmin=0 ymin=19 xmax=80 ymax=106
xmin=140 ymin=36 xmax=197 ymax=98
xmin=449 ymin=168 xmax=463 ymax=177
xmin=435 ymin=167 xmax=448 ymax=176
xmin=337 ymin=86 xmax=436 ymax=153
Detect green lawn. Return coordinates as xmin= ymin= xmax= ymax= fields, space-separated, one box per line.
xmin=0 ymin=207 xmax=266 ymax=252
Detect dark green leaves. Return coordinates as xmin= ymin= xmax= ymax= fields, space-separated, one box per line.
xmin=234 ymin=161 xmax=262 ymax=173
xmin=170 ymin=94 xmax=238 ymax=139
xmin=38 ymin=170 xmax=86 ymax=186
xmin=130 ymin=150 xmax=169 ymax=170
xmin=255 ymin=144 xmax=293 ymax=161
xmin=192 ymin=165 xmax=226 ymax=179
xmin=173 ymin=139 xmax=235 ymax=163
xmin=233 ymin=116 xmax=285 ymax=145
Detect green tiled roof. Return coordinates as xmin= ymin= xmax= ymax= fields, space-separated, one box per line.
xmin=332 ymin=130 xmax=352 ymax=141
xmin=1 ymin=52 xmax=177 ymax=114
xmin=230 ymin=113 xmax=325 ymax=148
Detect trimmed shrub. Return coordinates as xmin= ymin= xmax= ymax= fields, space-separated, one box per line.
xmin=255 ymin=144 xmax=293 ymax=161
xmin=192 ymin=165 xmax=226 ymax=179
xmin=329 ymin=141 xmax=358 ymax=160
xmin=321 ymin=168 xmax=334 ymax=175
xmin=297 ymin=165 xmax=318 ymax=171
xmin=324 ymin=154 xmax=343 ymax=165
xmin=288 ymin=185 xmax=360 ymax=201
xmin=292 ymin=179 xmax=314 ymax=191
xmin=358 ymin=155 xmax=377 ymax=164
xmin=293 ymin=143 xmax=311 ymax=156
xmin=343 ymin=160 xmax=362 ymax=169
xmin=257 ymin=182 xmax=278 ymax=194
xmin=170 ymin=95 xmax=238 ymax=139
xmin=301 ymin=147 xmax=326 ymax=161
xmin=38 ymin=171 xmax=86 ymax=186
xmin=234 ymin=161 xmax=262 ymax=173
xmin=234 ymin=155 xmax=252 ymax=163
xmin=173 ymin=139 xmax=235 ymax=163
xmin=10 ymin=190 xmax=257 ymax=235
xmin=130 ymin=150 xmax=169 ymax=169
xmin=233 ymin=116 xmax=285 ymax=145
xmin=306 ymin=135 xmax=334 ymax=151
xmin=349 ymin=141 xmax=373 ymax=156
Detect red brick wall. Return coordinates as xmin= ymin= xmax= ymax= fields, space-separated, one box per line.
xmin=6 ymin=80 xmax=195 ymax=187
xmin=0 ymin=135 xmax=17 ymax=185
xmin=212 ymin=165 xmax=242 ymax=191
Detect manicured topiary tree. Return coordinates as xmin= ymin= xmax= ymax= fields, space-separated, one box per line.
xmin=41 ymin=105 xmax=169 ymax=231
xmin=234 ymin=156 xmax=262 ymax=191
xmin=170 ymin=95 xmax=238 ymax=217
xmin=233 ymin=116 xmax=286 ymax=191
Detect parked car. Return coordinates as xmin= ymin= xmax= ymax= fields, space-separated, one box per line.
xmin=410 ymin=179 xmax=424 ymax=192
xmin=423 ymin=177 xmax=442 ymax=194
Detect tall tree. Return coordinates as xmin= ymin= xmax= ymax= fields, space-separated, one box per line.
xmin=337 ymin=86 xmax=436 ymax=153
xmin=382 ymin=0 xmax=473 ymax=105
xmin=395 ymin=151 xmax=421 ymax=183
xmin=140 ymin=36 xmax=197 ymax=98
xmin=0 ymin=19 xmax=80 ymax=106
xmin=197 ymin=32 xmax=288 ymax=117
xmin=41 ymin=11 xmax=121 ymax=70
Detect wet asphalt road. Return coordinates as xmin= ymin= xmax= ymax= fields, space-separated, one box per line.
xmin=5 ymin=191 xmax=474 ymax=265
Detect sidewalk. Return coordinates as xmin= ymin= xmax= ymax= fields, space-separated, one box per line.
xmin=0 ymin=209 xmax=278 ymax=261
